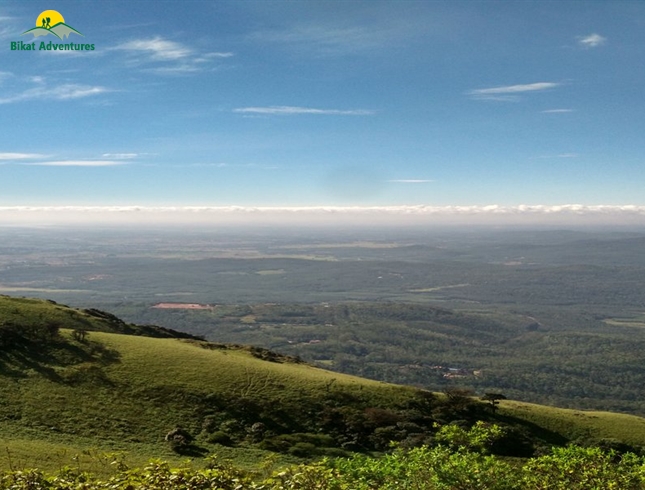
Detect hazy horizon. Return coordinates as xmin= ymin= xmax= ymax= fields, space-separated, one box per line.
xmin=1 ymin=204 xmax=645 ymax=228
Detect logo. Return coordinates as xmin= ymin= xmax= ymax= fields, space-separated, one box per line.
xmin=22 ymin=10 xmax=82 ymax=39
xmin=10 ymin=10 xmax=94 ymax=52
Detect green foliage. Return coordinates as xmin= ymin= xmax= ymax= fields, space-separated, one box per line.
xmin=5 ymin=441 xmax=645 ymax=489
xmin=520 ymin=446 xmax=645 ymax=489
xmin=434 ymin=421 xmax=507 ymax=454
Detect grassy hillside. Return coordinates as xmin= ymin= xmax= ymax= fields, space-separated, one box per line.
xmin=3 ymin=295 xmax=645 ymax=475
xmin=0 ymin=296 xmax=425 ymax=471
xmin=121 ymin=301 xmax=645 ymax=414
xmin=0 ymin=295 xmax=201 ymax=339
xmin=500 ymin=400 xmax=645 ymax=449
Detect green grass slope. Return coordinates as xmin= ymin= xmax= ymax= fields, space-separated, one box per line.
xmin=3 ymin=295 xmax=645 ymax=474
xmin=500 ymin=400 xmax=645 ymax=449
xmin=0 ymin=295 xmax=201 ymax=339
xmin=1 ymin=296 xmax=424 ymax=471
xmin=0 ymin=328 xmax=422 ymax=472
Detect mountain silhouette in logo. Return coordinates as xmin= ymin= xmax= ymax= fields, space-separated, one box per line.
xmin=22 ymin=22 xmax=83 ymax=40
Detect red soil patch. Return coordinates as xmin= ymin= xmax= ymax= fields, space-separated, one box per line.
xmin=152 ymin=303 xmax=212 ymax=310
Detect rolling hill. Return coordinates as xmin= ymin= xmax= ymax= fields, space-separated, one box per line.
xmin=2 ymin=295 xmax=645 ymax=474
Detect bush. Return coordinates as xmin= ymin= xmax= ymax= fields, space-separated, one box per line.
xmin=207 ymin=431 xmax=233 ymax=446
xmin=164 ymin=426 xmax=194 ymax=453
xmin=520 ymin=445 xmax=644 ymax=489
xmin=288 ymin=442 xmax=317 ymax=458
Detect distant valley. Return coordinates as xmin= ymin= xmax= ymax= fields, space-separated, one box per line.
xmin=1 ymin=225 xmax=645 ymax=416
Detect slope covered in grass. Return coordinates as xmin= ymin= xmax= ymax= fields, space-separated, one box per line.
xmin=0 ymin=295 xmax=201 ymax=339
xmin=3 ymin=295 xmax=645 ymax=474
xmin=0 ymin=295 xmax=425 ymax=471
xmin=500 ymin=400 xmax=645 ymax=449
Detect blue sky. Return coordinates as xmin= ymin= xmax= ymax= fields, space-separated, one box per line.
xmin=1 ymin=0 xmax=644 ymax=225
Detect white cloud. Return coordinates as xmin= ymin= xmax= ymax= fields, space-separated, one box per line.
xmin=145 ymin=64 xmax=202 ymax=75
xmin=388 ymin=179 xmax=434 ymax=183
xmin=112 ymin=37 xmax=233 ymax=74
xmin=1 ymin=205 xmax=644 ymax=227
xmin=115 ymin=37 xmax=192 ymax=61
xmin=0 ymin=153 xmax=46 ymax=160
xmin=578 ymin=33 xmax=606 ymax=48
xmin=556 ymin=153 xmax=578 ymax=158
xmin=101 ymin=153 xmax=139 ymax=159
xmin=253 ymin=25 xmax=387 ymax=55
xmin=23 ymin=160 xmax=128 ymax=167
xmin=537 ymin=153 xmax=579 ymax=159
xmin=249 ymin=15 xmax=427 ymax=58
xmin=0 ymin=83 xmax=109 ymax=104
xmin=198 ymin=52 xmax=234 ymax=60
xmin=467 ymin=82 xmax=560 ymax=102
xmin=0 ymin=17 xmax=18 ymax=41
xmin=185 ymin=163 xmax=230 ymax=168
xmin=0 ymin=205 xmax=643 ymax=214
xmin=542 ymin=109 xmax=574 ymax=113
xmin=233 ymin=106 xmax=374 ymax=116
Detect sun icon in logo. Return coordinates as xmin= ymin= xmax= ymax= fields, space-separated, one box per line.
xmin=36 ymin=10 xmax=65 ymax=29
xmin=22 ymin=9 xmax=82 ymax=39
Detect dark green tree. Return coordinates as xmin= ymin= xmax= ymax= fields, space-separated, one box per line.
xmin=481 ymin=393 xmax=506 ymax=412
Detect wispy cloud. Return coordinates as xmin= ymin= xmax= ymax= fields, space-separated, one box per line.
xmin=233 ymin=106 xmax=375 ymax=116
xmin=470 ymin=82 xmax=559 ymax=95
xmin=542 ymin=109 xmax=574 ymax=113
xmin=196 ymin=52 xmax=234 ymax=61
xmin=0 ymin=153 xmax=46 ymax=160
xmin=537 ymin=153 xmax=579 ymax=159
xmin=578 ymin=33 xmax=606 ymax=48
xmin=556 ymin=153 xmax=578 ymax=158
xmin=388 ymin=179 xmax=434 ymax=183
xmin=0 ymin=83 xmax=109 ymax=104
xmin=0 ymin=16 xmax=19 ymax=41
xmin=251 ymin=24 xmax=389 ymax=56
xmin=101 ymin=153 xmax=139 ymax=160
xmin=112 ymin=36 xmax=233 ymax=74
xmin=23 ymin=160 xmax=128 ymax=167
xmin=249 ymin=14 xmax=428 ymax=58
xmin=468 ymin=82 xmax=559 ymax=101
xmin=115 ymin=37 xmax=191 ymax=60
xmin=148 ymin=162 xmax=280 ymax=170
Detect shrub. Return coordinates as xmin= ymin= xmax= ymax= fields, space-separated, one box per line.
xmin=207 ymin=431 xmax=233 ymax=446
xmin=288 ymin=442 xmax=317 ymax=458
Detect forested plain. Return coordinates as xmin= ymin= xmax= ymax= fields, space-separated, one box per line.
xmin=1 ymin=226 xmax=645 ymax=414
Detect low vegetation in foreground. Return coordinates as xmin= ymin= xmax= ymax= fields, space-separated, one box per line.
xmin=4 ymin=428 xmax=645 ymax=489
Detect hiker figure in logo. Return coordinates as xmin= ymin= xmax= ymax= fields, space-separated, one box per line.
xmin=41 ymin=17 xmax=51 ymax=29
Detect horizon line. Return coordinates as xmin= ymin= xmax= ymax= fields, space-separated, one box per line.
xmin=1 ymin=204 xmax=645 ymax=226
